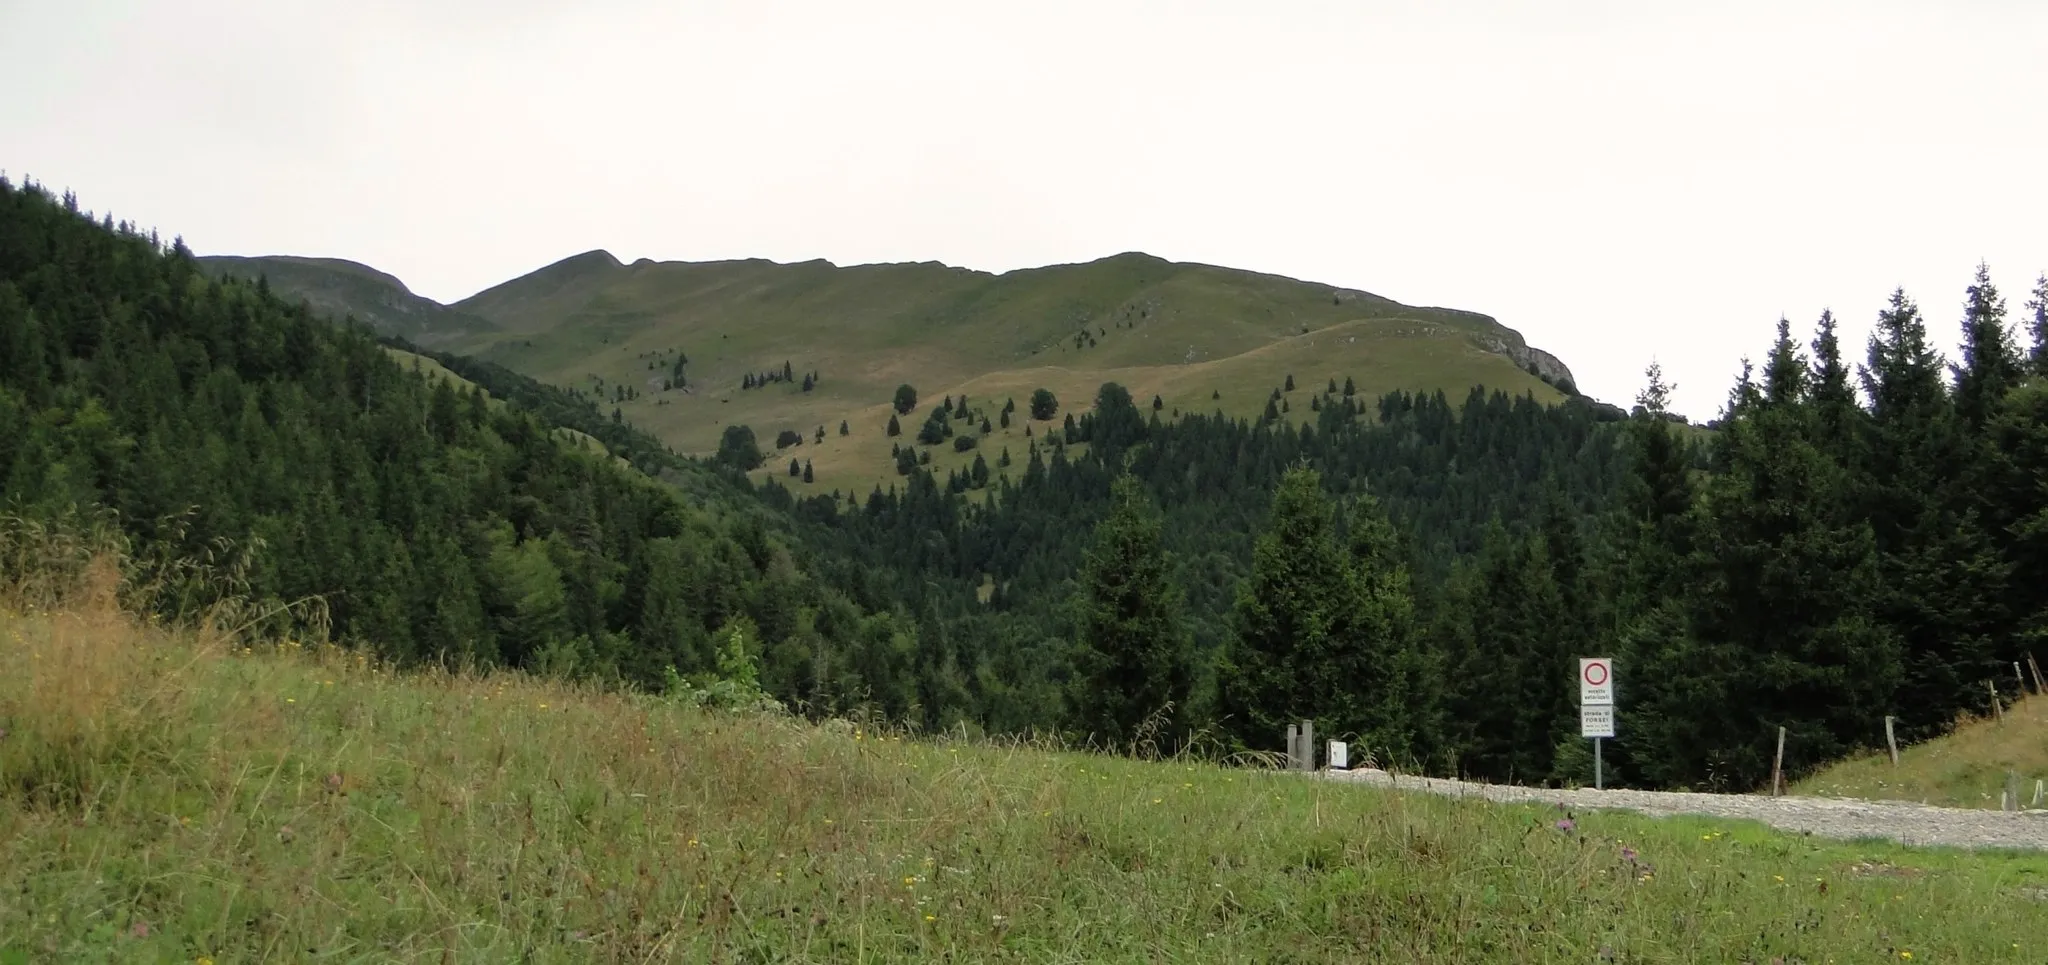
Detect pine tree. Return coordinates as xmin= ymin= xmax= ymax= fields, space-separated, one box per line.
xmin=886 ymin=414 xmax=901 ymax=437
xmin=893 ymin=384 xmax=918 ymax=415
xmin=1337 ymin=490 xmax=1440 ymax=765
xmin=2026 ymin=274 xmax=2048 ymax=376
xmin=1285 ymin=374 xmax=1295 ymax=392
xmin=1670 ymin=319 xmax=1902 ymax=788
xmin=1070 ymin=475 xmax=1193 ymax=750
xmin=789 ymin=458 xmax=801 ymax=477
xmin=803 ymin=460 xmax=814 ymax=483
xmin=1216 ymin=467 xmax=1351 ymax=751
xmin=1954 ymin=262 xmax=2021 ymax=431
xmin=839 ymin=420 xmax=849 ymax=436
xmin=1861 ymin=289 xmax=2006 ymax=737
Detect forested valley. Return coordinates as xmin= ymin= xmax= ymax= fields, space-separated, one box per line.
xmin=5 ymin=176 xmax=2044 ymax=793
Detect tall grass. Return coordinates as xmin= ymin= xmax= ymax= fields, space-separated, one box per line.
xmin=2 ymin=527 xmax=2046 ymax=962
xmin=1795 ymin=696 xmax=2048 ymax=809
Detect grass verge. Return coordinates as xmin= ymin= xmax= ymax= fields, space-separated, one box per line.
xmin=1794 ymin=696 xmax=2048 ymax=811
xmin=3 ymin=579 xmax=2045 ymax=962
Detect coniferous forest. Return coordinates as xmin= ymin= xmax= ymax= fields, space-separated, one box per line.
xmin=5 ymin=177 xmax=2045 ymax=793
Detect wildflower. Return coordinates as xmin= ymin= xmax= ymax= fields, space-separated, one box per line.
xmin=1619 ymin=846 xmax=1638 ymax=863
xmin=1899 ymin=953 xmax=1911 ymax=960
xmin=1554 ymin=818 xmax=1575 ymax=833
xmin=285 ymin=697 xmax=295 ymax=704
xmin=924 ymin=914 xmax=936 ymax=922
xmin=129 ymin=920 xmax=150 ymax=938
xmin=539 ymin=703 xmax=548 ymax=709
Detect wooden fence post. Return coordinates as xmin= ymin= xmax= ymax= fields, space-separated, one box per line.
xmin=2005 ymin=770 xmax=2020 ymax=813
xmin=1771 ymin=726 xmax=1787 ymax=797
xmin=2017 ymin=663 xmax=2029 ymax=700
xmin=1884 ymin=716 xmax=1899 ymax=767
xmin=2029 ymin=653 xmax=2045 ymax=696
xmin=1301 ymin=720 xmax=1315 ymax=772
xmin=1989 ymin=679 xmax=2004 ymax=723
xmin=1286 ymin=723 xmax=1299 ymax=770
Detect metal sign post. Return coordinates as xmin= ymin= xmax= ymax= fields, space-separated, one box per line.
xmin=1579 ymin=657 xmax=1616 ymax=790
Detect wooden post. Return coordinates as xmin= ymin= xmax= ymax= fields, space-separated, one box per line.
xmin=1989 ymin=679 xmax=2004 ymax=723
xmin=2029 ymin=653 xmax=2045 ymax=696
xmin=2017 ymin=663 xmax=2029 ymax=700
xmin=2005 ymin=770 xmax=2020 ymax=813
xmin=1884 ymin=716 xmax=1899 ymax=767
xmin=1301 ymin=720 xmax=1315 ymax=772
xmin=1286 ymin=723 xmax=1299 ymax=770
xmin=2035 ymin=779 xmax=2044 ymax=809
xmin=1771 ymin=726 xmax=1787 ymax=797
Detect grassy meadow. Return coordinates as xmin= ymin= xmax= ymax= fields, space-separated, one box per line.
xmin=4 ymin=555 xmax=2047 ymax=962
xmin=436 ymin=252 xmax=1564 ymax=496
xmin=1795 ymin=693 xmax=2048 ymax=811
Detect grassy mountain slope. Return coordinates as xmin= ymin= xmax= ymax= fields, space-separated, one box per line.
xmin=199 ymin=254 xmax=500 ymax=348
xmin=5 ymin=588 xmax=2044 ymax=962
xmin=218 ymin=247 xmax=1579 ymax=495
xmin=1795 ymin=695 xmax=2048 ymax=810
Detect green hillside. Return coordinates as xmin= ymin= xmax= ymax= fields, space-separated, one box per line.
xmin=199 ymin=254 xmax=500 ymax=348
xmin=210 ymin=249 xmax=1579 ymax=495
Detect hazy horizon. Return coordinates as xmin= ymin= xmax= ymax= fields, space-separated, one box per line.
xmin=5 ymin=0 xmax=2045 ymax=419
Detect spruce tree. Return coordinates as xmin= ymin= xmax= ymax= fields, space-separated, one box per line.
xmin=1672 ymin=320 xmax=1902 ymax=788
xmin=1216 ymin=467 xmax=1351 ymax=751
xmin=1954 ymin=262 xmax=2021 ymax=431
xmin=1861 ymin=289 xmax=2006 ymax=737
xmin=2026 ymin=274 xmax=2048 ymax=376
xmin=1337 ymin=490 xmax=1440 ymax=766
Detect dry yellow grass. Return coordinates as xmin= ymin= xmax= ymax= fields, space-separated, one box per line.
xmin=1795 ymin=695 xmax=2048 ymax=810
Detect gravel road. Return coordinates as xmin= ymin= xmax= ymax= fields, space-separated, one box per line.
xmin=1323 ymin=768 xmax=2048 ymax=852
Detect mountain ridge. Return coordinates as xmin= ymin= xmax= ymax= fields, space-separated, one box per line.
xmin=201 ymin=247 xmax=1583 ymax=493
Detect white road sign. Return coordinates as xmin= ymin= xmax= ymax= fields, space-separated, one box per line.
xmin=1580 ymin=704 xmax=1616 ymax=738
xmin=1579 ymin=657 xmax=1615 ymax=706
xmin=1328 ymin=740 xmax=1348 ymax=770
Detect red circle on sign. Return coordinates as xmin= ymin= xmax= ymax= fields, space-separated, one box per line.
xmin=1583 ymin=663 xmax=1609 ymax=686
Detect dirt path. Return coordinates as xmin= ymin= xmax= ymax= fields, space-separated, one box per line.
xmin=1323 ymin=768 xmax=2048 ymax=852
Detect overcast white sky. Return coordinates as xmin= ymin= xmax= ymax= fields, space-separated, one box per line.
xmin=5 ymin=0 xmax=2045 ymax=418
